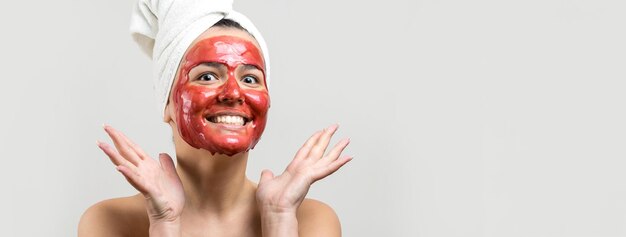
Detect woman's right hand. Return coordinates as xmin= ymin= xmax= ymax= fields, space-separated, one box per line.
xmin=97 ymin=125 xmax=185 ymax=225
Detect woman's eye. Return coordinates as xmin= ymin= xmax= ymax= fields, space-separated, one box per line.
xmin=242 ymin=76 xmax=259 ymax=84
xmin=198 ymin=73 xmax=218 ymax=81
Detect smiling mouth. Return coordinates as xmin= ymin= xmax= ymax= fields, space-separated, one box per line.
xmin=206 ymin=114 xmax=251 ymax=126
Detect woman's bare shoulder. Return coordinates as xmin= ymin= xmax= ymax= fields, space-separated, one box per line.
xmin=78 ymin=194 xmax=149 ymax=237
xmin=297 ymin=198 xmax=342 ymax=236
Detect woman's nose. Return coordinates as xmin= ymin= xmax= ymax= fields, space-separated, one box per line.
xmin=217 ymin=76 xmax=244 ymax=105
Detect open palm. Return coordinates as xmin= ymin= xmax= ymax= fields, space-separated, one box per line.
xmin=98 ymin=125 xmax=184 ymax=222
xmin=256 ymin=124 xmax=352 ymax=213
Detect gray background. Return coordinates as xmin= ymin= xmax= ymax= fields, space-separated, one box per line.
xmin=1 ymin=0 xmax=625 ymax=236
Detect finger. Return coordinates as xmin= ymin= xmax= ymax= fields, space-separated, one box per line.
xmin=158 ymin=153 xmax=178 ymax=179
xmin=259 ymin=169 xmax=275 ymax=185
xmin=105 ymin=125 xmax=146 ymax=161
xmin=120 ymin=130 xmax=149 ymax=161
xmin=321 ymin=138 xmax=350 ymax=164
xmin=293 ymin=130 xmax=324 ymax=160
xmin=104 ymin=125 xmax=142 ymax=165
xmin=97 ymin=141 xmax=136 ymax=169
xmin=311 ymin=156 xmax=353 ymax=182
xmin=116 ymin=165 xmax=149 ymax=194
xmin=308 ymin=124 xmax=339 ymax=159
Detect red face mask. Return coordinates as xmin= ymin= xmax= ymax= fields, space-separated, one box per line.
xmin=172 ymin=35 xmax=270 ymax=156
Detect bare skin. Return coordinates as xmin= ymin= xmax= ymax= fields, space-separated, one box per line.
xmin=78 ymin=27 xmax=352 ymax=237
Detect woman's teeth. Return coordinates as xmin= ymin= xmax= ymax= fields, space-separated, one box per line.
xmin=211 ymin=115 xmax=246 ymax=126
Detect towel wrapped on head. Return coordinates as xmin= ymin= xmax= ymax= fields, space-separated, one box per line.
xmin=129 ymin=0 xmax=271 ymax=117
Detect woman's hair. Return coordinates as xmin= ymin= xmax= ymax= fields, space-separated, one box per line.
xmin=212 ymin=18 xmax=257 ymax=42
xmin=213 ymin=18 xmax=248 ymax=32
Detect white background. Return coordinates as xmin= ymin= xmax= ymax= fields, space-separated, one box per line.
xmin=1 ymin=0 xmax=625 ymax=236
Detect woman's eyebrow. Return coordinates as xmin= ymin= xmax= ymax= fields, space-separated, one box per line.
xmin=198 ymin=62 xmax=227 ymax=69
xmin=240 ymin=64 xmax=263 ymax=72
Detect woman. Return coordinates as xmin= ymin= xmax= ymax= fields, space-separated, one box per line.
xmin=78 ymin=2 xmax=352 ymax=237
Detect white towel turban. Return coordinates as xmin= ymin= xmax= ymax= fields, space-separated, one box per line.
xmin=129 ymin=0 xmax=271 ymax=117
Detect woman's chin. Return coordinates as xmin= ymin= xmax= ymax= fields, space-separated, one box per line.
xmin=177 ymin=118 xmax=264 ymax=157
xmin=200 ymin=136 xmax=254 ymax=157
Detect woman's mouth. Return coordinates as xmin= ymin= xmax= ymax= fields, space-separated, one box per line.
xmin=206 ymin=114 xmax=251 ymax=126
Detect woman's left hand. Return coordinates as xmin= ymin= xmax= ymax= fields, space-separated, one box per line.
xmin=255 ymin=124 xmax=352 ymax=215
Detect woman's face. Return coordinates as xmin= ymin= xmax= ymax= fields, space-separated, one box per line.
xmin=169 ymin=28 xmax=270 ymax=156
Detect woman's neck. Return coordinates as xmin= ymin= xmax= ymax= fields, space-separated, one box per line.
xmin=175 ymin=149 xmax=257 ymax=216
xmin=166 ymin=120 xmax=259 ymax=218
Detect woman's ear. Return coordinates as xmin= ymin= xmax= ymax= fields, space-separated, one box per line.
xmin=163 ymin=101 xmax=174 ymax=124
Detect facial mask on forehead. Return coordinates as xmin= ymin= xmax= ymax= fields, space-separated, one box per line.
xmin=129 ymin=0 xmax=271 ymax=117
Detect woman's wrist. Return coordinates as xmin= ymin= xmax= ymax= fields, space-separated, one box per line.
xmin=148 ymin=218 xmax=181 ymax=237
xmin=260 ymin=210 xmax=299 ymax=237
